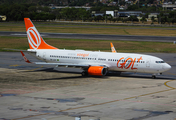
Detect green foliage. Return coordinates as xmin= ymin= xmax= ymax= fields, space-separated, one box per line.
xmin=127 ymin=4 xmax=157 ymax=11
xmin=127 ymin=5 xmax=138 ymax=11
xmin=0 ymin=1 xmax=93 ymax=21
xmin=151 ymin=16 xmax=155 ymax=23
xmin=1 ymin=0 xmax=176 ymax=24
xmin=158 ymin=11 xmax=176 ymax=24
xmin=0 ymin=0 xmax=107 ymax=6
xmin=127 ymin=16 xmax=139 ymax=22
xmin=28 ymin=6 xmax=37 ymax=12
xmin=58 ymin=7 xmax=91 ymax=21
xmin=91 ymin=6 xmax=119 ymax=12
xmin=0 ymin=3 xmax=56 ymax=21
xmin=69 ymin=0 xmax=94 ymax=6
xmin=141 ymin=16 xmax=147 ymax=23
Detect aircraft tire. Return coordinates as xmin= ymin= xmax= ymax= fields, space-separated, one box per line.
xmin=152 ymin=75 xmax=156 ymax=79
xmin=82 ymin=71 xmax=88 ymax=76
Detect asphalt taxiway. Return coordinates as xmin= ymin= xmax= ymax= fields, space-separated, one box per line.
xmin=0 ymin=52 xmax=176 ymax=120
xmin=1 ymin=31 xmax=176 ymax=42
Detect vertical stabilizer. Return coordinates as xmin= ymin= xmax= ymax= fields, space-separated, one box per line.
xmin=110 ymin=42 xmax=117 ymax=53
xmin=24 ymin=18 xmax=58 ymax=49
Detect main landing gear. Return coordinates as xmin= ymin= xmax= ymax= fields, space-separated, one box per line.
xmin=82 ymin=71 xmax=88 ymax=76
xmin=152 ymin=75 xmax=156 ymax=79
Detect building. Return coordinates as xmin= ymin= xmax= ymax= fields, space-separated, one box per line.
xmin=92 ymin=11 xmax=105 ymax=17
xmin=118 ymin=11 xmax=142 ymax=17
xmin=148 ymin=12 xmax=160 ymax=20
xmin=106 ymin=10 xmax=118 ymax=17
xmin=162 ymin=4 xmax=176 ymax=10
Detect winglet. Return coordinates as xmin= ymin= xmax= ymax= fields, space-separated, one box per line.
xmin=110 ymin=42 xmax=117 ymax=53
xmin=20 ymin=51 xmax=31 ymax=63
xmin=24 ymin=18 xmax=58 ymax=49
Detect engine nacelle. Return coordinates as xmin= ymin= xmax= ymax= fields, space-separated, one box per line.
xmin=88 ymin=66 xmax=107 ymax=76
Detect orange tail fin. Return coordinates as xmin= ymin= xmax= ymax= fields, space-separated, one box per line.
xmin=24 ymin=18 xmax=58 ymax=49
xmin=110 ymin=42 xmax=117 ymax=53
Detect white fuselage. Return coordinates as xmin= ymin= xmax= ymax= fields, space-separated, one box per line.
xmin=29 ymin=49 xmax=171 ymax=74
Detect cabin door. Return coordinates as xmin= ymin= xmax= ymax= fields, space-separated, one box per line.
xmin=146 ymin=59 xmax=150 ymax=68
xmin=43 ymin=52 xmax=46 ymax=60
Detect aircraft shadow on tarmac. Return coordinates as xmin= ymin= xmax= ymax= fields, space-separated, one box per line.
xmin=24 ymin=67 xmax=175 ymax=80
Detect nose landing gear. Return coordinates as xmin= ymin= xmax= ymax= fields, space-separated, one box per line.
xmin=152 ymin=73 xmax=162 ymax=79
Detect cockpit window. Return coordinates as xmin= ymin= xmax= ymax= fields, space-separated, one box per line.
xmin=156 ymin=61 xmax=165 ymax=63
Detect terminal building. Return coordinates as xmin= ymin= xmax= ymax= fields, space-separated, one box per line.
xmin=118 ymin=11 xmax=143 ymax=17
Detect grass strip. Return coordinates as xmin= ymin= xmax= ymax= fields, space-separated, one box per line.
xmin=1 ymin=22 xmax=176 ymax=37
xmin=1 ymin=36 xmax=176 ymax=53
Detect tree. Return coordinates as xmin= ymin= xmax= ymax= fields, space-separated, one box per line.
xmin=116 ymin=17 xmax=122 ymax=23
xmin=151 ymin=16 xmax=155 ymax=24
xmin=8 ymin=4 xmax=28 ymax=21
xmin=0 ymin=3 xmax=57 ymax=21
xmin=42 ymin=6 xmax=50 ymax=12
xmin=171 ymin=18 xmax=176 ymax=25
xmin=127 ymin=16 xmax=139 ymax=23
xmin=52 ymin=8 xmax=61 ymax=20
xmin=127 ymin=5 xmax=138 ymax=10
xmin=96 ymin=15 xmax=103 ymax=22
xmin=28 ymin=6 xmax=37 ymax=12
xmin=167 ymin=18 xmax=172 ymax=25
xmin=48 ymin=13 xmax=56 ymax=20
xmin=141 ymin=16 xmax=147 ymax=23
xmin=112 ymin=18 xmax=116 ymax=23
xmin=59 ymin=7 xmax=91 ymax=21
xmin=161 ymin=16 xmax=167 ymax=24
xmin=107 ymin=15 xmax=113 ymax=23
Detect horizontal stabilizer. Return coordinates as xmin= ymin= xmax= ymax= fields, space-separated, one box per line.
xmin=3 ymin=48 xmax=28 ymax=52
xmin=20 ymin=51 xmax=31 ymax=63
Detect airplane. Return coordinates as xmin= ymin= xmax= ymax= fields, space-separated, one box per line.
xmin=21 ymin=18 xmax=171 ymax=78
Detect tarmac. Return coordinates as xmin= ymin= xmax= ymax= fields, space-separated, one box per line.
xmin=1 ymin=31 xmax=176 ymax=42
xmin=0 ymin=52 xmax=176 ymax=120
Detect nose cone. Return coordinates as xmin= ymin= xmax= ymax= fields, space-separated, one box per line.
xmin=163 ymin=63 xmax=171 ymax=71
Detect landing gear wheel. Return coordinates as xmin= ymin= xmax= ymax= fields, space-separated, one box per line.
xmin=82 ymin=71 xmax=88 ymax=76
xmin=152 ymin=75 xmax=156 ymax=79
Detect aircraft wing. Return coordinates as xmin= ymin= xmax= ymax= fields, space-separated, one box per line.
xmin=34 ymin=62 xmax=107 ymax=68
xmin=35 ymin=62 xmax=90 ymax=67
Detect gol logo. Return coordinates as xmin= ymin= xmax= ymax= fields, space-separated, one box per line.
xmin=27 ymin=27 xmax=41 ymax=49
xmin=117 ymin=56 xmax=143 ymax=70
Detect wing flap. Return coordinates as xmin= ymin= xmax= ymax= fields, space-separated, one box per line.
xmin=35 ymin=62 xmax=89 ymax=67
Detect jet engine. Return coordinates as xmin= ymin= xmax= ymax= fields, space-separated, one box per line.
xmin=87 ymin=66 xmax=107 ymax=76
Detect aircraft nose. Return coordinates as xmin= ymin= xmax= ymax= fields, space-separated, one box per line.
xmin=163 ymin=63 xmax=171 ymax=71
